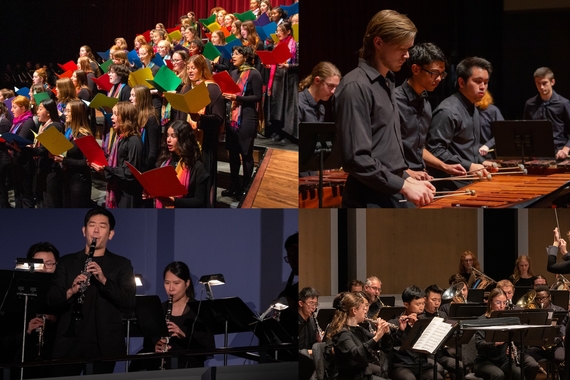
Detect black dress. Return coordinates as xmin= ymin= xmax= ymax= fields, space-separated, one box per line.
xmin=141 ymin=115 xmax=161 ymax=172
xmin=197 ymin=82 xmax=225 ymax=207
xmin=10 ymin=118 xmax=36 ymax=208
xmin=30 ymin=122 xmax=64 ymax=208
xmin=0 ymin=116 xmax=12 ymax=207
xmin=61 ymin=132 xmax=92 ymax=208
xmin=104 ymin=135 xmax=143 ymax=208
xmin=226 ymin=68 xmax=262 ymax=155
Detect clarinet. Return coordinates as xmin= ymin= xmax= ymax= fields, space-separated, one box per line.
xmin=160 ymin=296 xmax=173 ymax=370
xmin=35 ymin=314 xmax=46 ymax=360
xmin=72 ymin=238 xmax=97 ymax=321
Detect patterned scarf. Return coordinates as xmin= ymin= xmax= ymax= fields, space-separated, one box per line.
xmin=230 ymin=66 xmax=254 ymax=131
xmin=155 ymin=158 xmax=190 ymax=208
xmin=105 ymin=134 xmax=123 ymax=208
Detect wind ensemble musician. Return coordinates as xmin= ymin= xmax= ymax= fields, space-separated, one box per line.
xmin=47 ymin=209 xmax=135 ymax=376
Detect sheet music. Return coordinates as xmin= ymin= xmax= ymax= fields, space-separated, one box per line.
xmin=413 ymin=317 xmax=453 ymax=354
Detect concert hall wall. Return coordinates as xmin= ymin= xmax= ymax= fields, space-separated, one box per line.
xmin=299 ymin=209 xmax=568 ymax=296
xmin=0 ymin=209 xmax=298 ymax=367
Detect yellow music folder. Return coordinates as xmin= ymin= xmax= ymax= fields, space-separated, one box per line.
xmin=164 ymin=82 xmax=211 ymax=114
xmin=36 ymin=127 xmax=74 ymax=156
xmin=128 ymin=68 xmax=154 ymax=89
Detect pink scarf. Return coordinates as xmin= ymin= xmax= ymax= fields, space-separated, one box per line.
xmin=10 ymin=110 xmax=33 ymax=133
xmin=155 ymin=158 xmax=190 ymax=208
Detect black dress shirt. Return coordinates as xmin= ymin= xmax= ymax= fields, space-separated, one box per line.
xmin=335 ymin=59 xmax=409 ymax=207
xmin=523 ymin=90 xmax=570 ymax=151
xmin=479 ymin=104 xmax=504 ymax=150
xmin=395 ymin=80 xmax=431 ymax=171
xmin=298 ymin=88 xmax=325 ymax=123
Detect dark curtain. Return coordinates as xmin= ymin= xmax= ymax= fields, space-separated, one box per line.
xmin=165 ymin=0 xmax=295 ymax=27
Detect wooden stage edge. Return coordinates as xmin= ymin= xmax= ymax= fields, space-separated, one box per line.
xmin=241 ymin=148 xmax=298 ymax=208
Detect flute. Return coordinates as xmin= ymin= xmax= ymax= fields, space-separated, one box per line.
xmin=364 ymin=318 xmax=399 ymax=330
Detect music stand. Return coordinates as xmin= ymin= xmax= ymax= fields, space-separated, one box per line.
xmin=492 ymin=120 xmax=555 ymax=163
xmin=298 ymin=122 xmax=342 ymax=208
xmin=378 ymin=306 xmax=406 ymax=322
xmin=400 ymin=318 xmax=458 ymax=380
xmin=0 ymin=269 xmax=52 ymax=380
xmin=315 ymin=308 xmax=335 ymax=332
xmin=124 ymin=295 xmax=168 ymax=371
xmin=549 ymin=289 xmax=569 ymax=310
xmin=490 ymin=310 xmax=549 ymax=326
xmin=187 ymin=297 xmax=257 ymax=365
xmin=448 ymin=303 xmax=487 ymax=319
xmin=466 ymin=289 xmax=486 ymax=303
xmin=379 ymin=296 xmax=395 ymax=307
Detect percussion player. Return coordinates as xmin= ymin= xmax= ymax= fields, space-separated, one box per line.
xmin=395 ymin=43 xmax=465 ymax=179
xmin=334 ymin=10 xmax=435 ymax=208
xmin=426 ymin=57 xmax=495 ymax=191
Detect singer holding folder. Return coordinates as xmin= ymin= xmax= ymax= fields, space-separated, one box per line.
xmin=47 ymin=209 xmax=135 ymax=376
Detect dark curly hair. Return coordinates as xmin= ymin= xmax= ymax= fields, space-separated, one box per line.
xmin=157 ymin=120 xmax=201 ymax=170
xmin=109 ymin=63 xmax=131 ymax=83
xmin=232 ymin=45 xmax=255 ymax=66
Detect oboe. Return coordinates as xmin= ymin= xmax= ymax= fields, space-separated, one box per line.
xmin=160 ymin=296 xmax=173 ymax=370
xmin=35 ymin=314 xmax=46 ymax=360
xmin=313 ymin=311 xmax=324 ymax=342
xmin=72 ymin=238 xmax=97 ymax=321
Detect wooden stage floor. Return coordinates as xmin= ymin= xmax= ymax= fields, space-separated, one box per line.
xmin=241 ymin=148 xmax=298 ymax=208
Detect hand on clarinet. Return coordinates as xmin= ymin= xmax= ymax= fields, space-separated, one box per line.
xmin=86 ymin=261 xmax=107 ymax=285
xmin=67 ymin=273 xmax=88 ymax=299
xmin=400 ymin=177 xmax=435 ymax=207
xmin=166 ymin=321 xmax=186 ymax=339
xmin=27 ymin=317 xmax=45 ymax=334
xmin=155 ymin=337 xmax=171 ymax=353
xmin=373 ymin=319 xmax=390 ymax=341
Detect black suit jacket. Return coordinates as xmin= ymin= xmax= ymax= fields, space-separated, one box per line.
xmin=47 ymin=249 xmax=135 ymax=358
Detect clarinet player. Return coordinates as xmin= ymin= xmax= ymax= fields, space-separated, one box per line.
xmin=47 ymin=209 xmax=135 ymax=376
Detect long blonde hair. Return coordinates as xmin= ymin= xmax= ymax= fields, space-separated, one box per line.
xmin=512 ymin=255 xmax=534 ymax=282
xmin=132 ymin=85 xmax=158 ymax=130
xmin=326 ymin=292 xmax=366 ymax=339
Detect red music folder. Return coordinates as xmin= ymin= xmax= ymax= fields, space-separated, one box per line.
xmin=74 ymin=135 xmax=108 ymax=166
xmin=126 ymin=162 xmax=188 ymax=198
xmin=256 ymin=43 xmax=291 ymax=66
xmin=212 ymin=71 xmax=241 ymax=94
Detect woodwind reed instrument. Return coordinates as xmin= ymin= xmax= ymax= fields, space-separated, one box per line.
xmin=160 ymin=296 xmax=173 ymax=370
xmin=72 ymin=238 xmax=97 ymax=321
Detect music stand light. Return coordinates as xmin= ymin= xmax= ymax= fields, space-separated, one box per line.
xmin=199 ymin=274 xmax=225 ymax=300
xmin=15 ymin=258 xmax=44 ymax=273
xmin=134 ymin=274 xmax=144 ymax=287
xmin=259 ymin=297 xmax=289 ymax=321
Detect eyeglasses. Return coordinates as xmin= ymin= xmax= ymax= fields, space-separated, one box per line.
xmin=43 ymin=261 xmax=56 ymax=268
xmin=493 ymin=300 xmax=508 ymax=306
xmin=367 ymin=286 xmax=381 ymax=292
xmin=283 ymin=255 xmax=296 ymax=263
xmin=535 ymin=296 xmax=550 ymax=301
xmin=304 ymin=301 xmax=319 ymax=307
xmin=323 ymin=81 xmax=338 ymax=90
xmin=421 ymin=67 xmax=447 ymax=80
xmin=171 ymin=59 xmax=183 ymax=64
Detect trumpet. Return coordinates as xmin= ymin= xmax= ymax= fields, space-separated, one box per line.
xmin=160 ymin=296 xmax=173 ymax=370
xmin=35 ymin=314 xmax=46 ymax=360
xmin=72 ymin=238 xmax=97 ymax=321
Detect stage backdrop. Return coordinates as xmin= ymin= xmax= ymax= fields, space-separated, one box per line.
xmin=0 ymin=209 xmax=297 ymax=369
